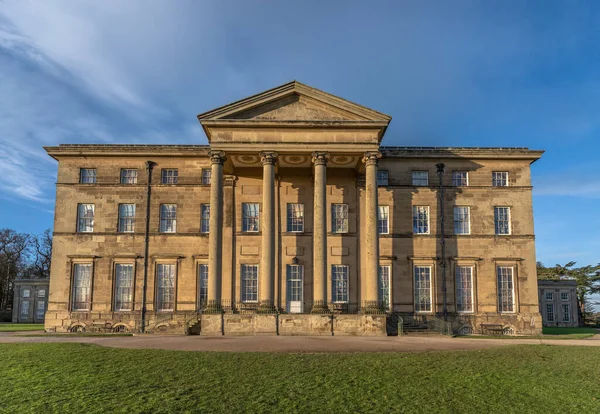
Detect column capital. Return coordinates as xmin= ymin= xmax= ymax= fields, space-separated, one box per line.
xmin=208 ymin=150 xmax=226 ymax=165
xmin=311 ymin=151 xmax=330 ymax=166
xmin=362 ymin=151 xmax=382 ymax=166
xmin=260 ymin=151 xmax=278 ymax=165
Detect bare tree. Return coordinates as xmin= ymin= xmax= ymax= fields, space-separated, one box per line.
xmin=0 ymin=229 xmax=30 ymax=309
xmin=30 ymin=229 xmax=52 ymax=279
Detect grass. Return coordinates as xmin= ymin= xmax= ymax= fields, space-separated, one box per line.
xmin=1 ymin=344 xmax=599 ymax=413
xmin=20 ymin=333 xmax=134 ymax=337
xmin=462 ymin=327 xmax=598 ymax=340
xmin=543 ymin=327 xmax=598 ymax=335
xmin=0 ymin=324 xmax=44 ymax=332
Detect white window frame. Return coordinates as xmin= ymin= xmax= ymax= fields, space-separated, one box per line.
xmin=379 ymin=265 xmax=391 ymax=310
xmin=453 ymin=206 xmax=470 ymax=235
xmin=156 ymin=263 xmax=175 ymax=312
xmin=331 ymin=204 xmax=349 ymax=234
xmin=242 ymin=203 xmax=260 ymax=233
xmin=497 ymin=266 xmax=515 ymax=313
xmin=377 ymin=170 xmax=389 ymax=186
xmin=546 ymin=303 xmax=555 ymax=322
xmin=201 ymin=169 xmax=211 ymax=185
xmin=241 ymin=264 xmax=258 ymax=303
xmin=114 ymin=264 xmax=134 ymax=312
xmin=545 ymin=291 xmax=554 ymax=301
xmin=72 ymin=263 xmax=92 ymax=311
xmin=77 ymin=204 xmax=95 ymax=233
xmin=492 ymin=171 xmax=509 ymax=187
xmin=332 ymin=265 xmax=349 ymax=303
xmin=378 ymin=206 xmax=389 ymax=235
xmin=200 ymin=204 xmax=210 ymax=233
xmin=562 ymin=303 xmax=571 ymax=322
xmin=452 ymin=171 xmax=468 ymax=186
xmin=198 ymin=264 xmax=208 ymax=307
xmin=494 ymin=207 xmax=511 ymax=235
xmin=412 ymin=171 xmax=429 ymax=186
xmin=286 ymin=264 xmax=304 ymax=311
xmin=161 ymin=169 xmax=178 ymax=185
xmin=414 ymin=265 xmax=432 ymax=313
xmin=36 ymin=300 xmax=45 ymax=319
xmin=286 ymin=203 xmax=304 ymax=233
xmin=120 ymin=169 xmax=138 ymax=184
xmin=37 ymin=289 xmax=45 ymax=298
xmin=118 ymin=204 xmax=136 ymax=233
xmin=22 ymin=289 xmax=30 ymax=298
xmin=159 ymin=204 xmax=177 ymax=233
xmin=21 ymin=301 xmax=29 ymax=318
xmin=455 ymin=266 xmax=474 ymax=313
xmin=80 ymin=168 xmax=97 ymax=184
xmin=560 ymin=292 xmax=569 ymax=301
xmin=412 ymin=206 xmax=430 ymax=234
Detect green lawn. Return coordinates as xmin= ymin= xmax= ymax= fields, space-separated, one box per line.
xmin=462 ymin=326 xmax=598 ymax=340
xmin=0 ymin=324 xmax=44 ymax=332
xmin=1 ymin=344 xmax=599 ymax=413
xmin=543 ymin=327 xmax=598 ymax=335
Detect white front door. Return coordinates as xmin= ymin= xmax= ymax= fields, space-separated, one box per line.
xmin=286 ymin=265 xmax=303 ymax=313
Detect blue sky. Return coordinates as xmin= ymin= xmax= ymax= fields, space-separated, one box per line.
xmin=0 ymin=1 xmax=599 ymax=273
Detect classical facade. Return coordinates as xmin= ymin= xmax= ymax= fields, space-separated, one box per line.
xmin=12 ymin=278 xmax=49 ymax=323
xmin=44 ymin=81 xmax=543 ymax=335
xmin=538 ymin=280 xmax=580 ymax=327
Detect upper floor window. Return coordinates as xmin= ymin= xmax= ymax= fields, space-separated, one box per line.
xmin=497 ymin=266 xmax=515 ymax=313
xmin=159 ymin=204 xmax=177 ymax=233
xmin=414 ymin=266 xmax=432 ymax=312
xmin=412 ymin=206 xmax=429 ymax=234
xmin=377 ymin=170 xmax=389 ymax=186
xmin=452 ymin=171 xmax=468 ymax=186
xmin=494 ymin=207 xmax=511 ymax=235
xmin=332 ymin=265 xmax=349 ymax=303
xmin=198 ymin=264 xmax=208 ymax=307
xmin=453 ymin=206 xmax=470 ymax=235
xmin=200 ymin=205 xmax=210 ymax=233
xmin=201 ymin=169 xmax=211 ymax=185
xmin=412 ymin=171 xmax=429 ymax=186
xmin=161 ymin=169 xmax=178 ymax=185
xmin=72 ymin=263 xmax=92 ymax=311
xmin=560 ymin=292 xmax=569 ymax=301
xmin=241 ymin=264 xmax=258 ymax=303
xmin=120 ymin=169 xmax=138 ymax=184
xmin=455 ymin=266 xmax=473 ymax=313
xmin=492 ymin=171 xmax=508 ymax=187
xmin=37 ymin=289 xmax=46 ymax=298
xmin=77 ymin=204 xmax=95 ymax=233
xmin=80 ymin=168 xmax=96 ymax=184
xmin=156 ymin=263 xmax=175 ymax=311
xmin=287 ymin=203 xmax=304 ymax=232
xmin=118 ymin=204 xmax=136 ymax=233
xmin=331 ymin=204 xmax=349 ymax=234
xmin=114 ymin=264 xmax=134 ymax=311
xmin=242 ymin=203 xmax=260 ymax=232
xmin=22 ymin=289 xmax=30 ymax=298
xmin=545 ymin=291 xmax=554 ymax=301
xmin=378 ymin=206 xmax=389 ymax=234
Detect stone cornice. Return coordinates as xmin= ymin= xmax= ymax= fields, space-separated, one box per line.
xmin=44 ymin=145 xmax=210 ymax=160
xmin=381 ymin=147 xmax=544 ymax=162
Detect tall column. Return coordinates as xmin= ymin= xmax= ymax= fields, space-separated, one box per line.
xmin=363 ymin=151 xmax=381 ymax=311
xmin=311 ymin=151 xmax=329 ymax=312
xmin=207 ymin=150 xmax=226 ymax=310
xmin=259 ymin=151 xmax=277 ymax=311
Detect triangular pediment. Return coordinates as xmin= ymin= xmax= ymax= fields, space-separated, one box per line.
xmin=197 ymin=81 xmax=391 ymax=123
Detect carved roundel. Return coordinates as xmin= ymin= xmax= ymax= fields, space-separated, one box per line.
xmin=236 ymin=155 xmax=260 ymax=165
xmin=281 ymin=155 xmax=309 ymax=165
xmin=329 ymin=155 xmax=355 ymax=166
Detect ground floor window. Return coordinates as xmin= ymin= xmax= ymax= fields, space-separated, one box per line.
xmin=414 ymin=266 xmax=432 ymax=312
xmin=20 ymin=301 xmax=29 ymax=318
xmin=156 ymin=264 xmax=175 ymax=311
xmin=332 ymin=265 xmax=349 ymax=303
xmin=546 ymin=303 xmax=555 ymax=322
xmin=36 ymin=300 xmax=45 ymax=319
xmin=286 ymin=265 xmax=304 ymax=313
xmin=562 ymin=304 xmax=570 ymax=322
xmin=497 ymin=266 xmax=515 ymax=313
xmin=198 ymin=264 xmax=208 ymax=307
xmin=378 ymin=265 xmax=391 ymax=309
xmin=241 ymin=264 xmax=258 ymax=302
xmin=455 ymin=266 xmax=473 ymax=312
xmin=72 ymin=263 xmax=92 ymax=311
xmin=114 ymin=264 xmax=134 ymax=311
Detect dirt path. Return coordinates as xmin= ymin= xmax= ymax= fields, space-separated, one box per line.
xmin=1 ymin=332 xmax=600 ymax=353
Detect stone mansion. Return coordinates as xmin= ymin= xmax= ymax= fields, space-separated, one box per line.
xmin=44 ymin=81 xmax=543 ymax=335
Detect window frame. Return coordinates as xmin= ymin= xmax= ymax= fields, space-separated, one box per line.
xmin=242 ymin=203 xmax=260 ymax=233
xmin=545 ymin=291 xmax=554 ymax=301
xmin=286 ymin=203 xmax=304 ymax=233
xmin=201 ymin=169 xmax=211 ymax=185
xmin=546 ymin=303 xmax=555 ymax=322
xmin=497 ymin=266 xmax=515 ymax=313
xmin=379 ymin=265 xmax=391 ymax=310
xmin=120 ymin=169 xmax=138 ymax=184
xmin=156 ymin=263 xmax=176 ymax=312
xmin=412 ymin=206 xmax=430 ymax=235
xmin=331 ymin=264 xmax=349 ymax=303
xmin=331 ymin=204 xmax=349 ymax=234
xmin=22 ymin=289 xmax=30 ymax=298
xmin=377 ymin=170 xmax=389 ymax=186
xmin=197 ymin=263 xmax=208 ymax=308
xmin=414 ymin=265 xmax=433 ymax=313
xmin=455 ymin=266 xmax=474 ymax=313
xmin=378 ymin=205 xmax=390 ymax=235
xmin=72 ymin=263 xmax=93 ymax=311
xmin=113 ymin=263 xmax=134 ymax=312
xmin=161 ymin=169 xmax=179 ymax=185
xmin=200 ymin=204 xmax=210 ymax=233
xmin=412 ymin=170 xmax=429 ymax=186
xmin=77 ymin=203 xmax=95 ymax=233
xmin=241 ymin=264 xmax=259 ymax=303
xmin=37 ymin=289 xmax=46 ymax=298
xmin=35 ymin=300 xmax=45 ymax=319
xmin=560 ymin=292 xmax=569 ymax=301
xmin=79 ymin=168 xmax=97 ymax=184
xmin=20 ymin=301 xmax=29 ymax=318
xmin=118 ymin=204 xmax=136 ymax=233
xmin=492 ymin=171 xmax=509 ymax=187
xmin=159 ymin=204 xmax=177 ymax=233
xmin=286 ymin=264 xmax=304 ymax=307
xmin=562 ymin=303 xmax=571 ymax=322
xmin=452 ymin=171 xmax=469 ymax=186
xmin=494 ymin=206 xmax=511 ymax=235
xmin=453 ymin=206 xmax=471 ymax=235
